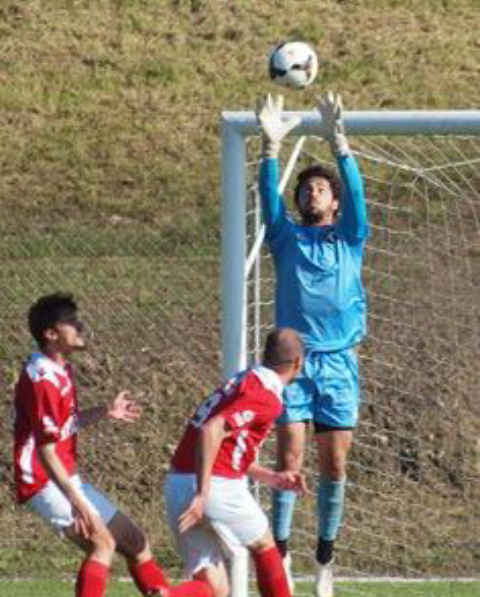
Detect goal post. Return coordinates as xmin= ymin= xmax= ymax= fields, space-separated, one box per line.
xmin=220 ymin=108 xmax=480 ymax=596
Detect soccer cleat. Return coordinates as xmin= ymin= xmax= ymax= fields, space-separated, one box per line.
xmin=282 ymin=552 xmax=295 ymax=594
xmin=315 ymin=559 xmax=334 ymax=597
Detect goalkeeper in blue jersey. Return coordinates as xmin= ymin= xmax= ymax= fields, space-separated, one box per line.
xmin=257 ymin=93 xmax=369 ymax=597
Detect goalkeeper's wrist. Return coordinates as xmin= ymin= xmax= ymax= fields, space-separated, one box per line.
xmin=262 ymin=140 xmax=281 ymax=159
xmin=330 ymin=133 xmax=351 ymax=157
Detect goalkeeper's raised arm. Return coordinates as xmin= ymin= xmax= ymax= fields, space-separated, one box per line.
xmin=318 ymin=92 xmax=369 ymax=244
xmin=257 ymin=94 xmax=299 ymax=240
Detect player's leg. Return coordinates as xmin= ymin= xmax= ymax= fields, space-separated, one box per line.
xmin=273 ymin=421 xmax=307 ymax=554
xmin=249 ymin=529 xmax=292 ymax=597
xmin=106 ymin=510 xmax=169 ymax=594
xmin=316 ymin=429 xmax=353 ymax=559
xmin=272 ymin=369 xmax=314 ymax=549
xmin=313 ymin=348 xmax=359 ymax=597
xmin=163 ymin=472 xmax=229 ymax=597
xmin=28 ymin=476 xmax=116 ymax=597
xmin=314 ymin=429 xmax=352 ymax=597
xmin=207 ymin=477 xmax=291 ymax=597
xmin=163 ymin=562 xmax=228 ymax=597
xmin=64 ymin=523 xmax=116 ymax=597
xmin=272 ymin=363 xmax=314 ymax=591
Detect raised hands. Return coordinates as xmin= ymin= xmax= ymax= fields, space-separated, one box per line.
xmin=317 ymin=92 xmax=350 ymax=156
xmin=257 ymin=94 xmax=300 ymax=158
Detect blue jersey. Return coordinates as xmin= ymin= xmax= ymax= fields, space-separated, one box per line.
xmin=260 ymin=155 xmax=369 ymax=353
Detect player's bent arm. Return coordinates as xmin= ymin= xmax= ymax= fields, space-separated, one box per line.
xmin=247 ymin=462 xmax=278 ymax=485
xmin=248 ymin=463 xmax=307 ymax=494
xmin=178 ymin=415 xmax=230 ymax=534
xmin=195 ymin=415 xmax=230 ymax=499
xmin=77 ymin=404 xmax=108 ymax=428
xmin=337 ymin=154 xmax=369 ymax=243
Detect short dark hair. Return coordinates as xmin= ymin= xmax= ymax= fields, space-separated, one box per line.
xmin=294 ymin=164 xmax=342 ymax=210
xmin=28 ymin=292 xmax=78 ymax=349
xmin=263 ymin=328 xmax=303 ymax=371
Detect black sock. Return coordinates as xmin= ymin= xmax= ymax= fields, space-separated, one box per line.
xmin=316 ymin=538 xmax=334 ymax=565
xmin=275 ymin=538 xmax=288 ymax=558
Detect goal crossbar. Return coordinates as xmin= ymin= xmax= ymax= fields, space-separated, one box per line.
xmin=222 ymin=110 xmax=480 ymax=136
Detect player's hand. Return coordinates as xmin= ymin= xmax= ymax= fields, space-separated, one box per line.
xmin=178 ymin=495 xmax=207 ymax=534
xmin=71 ymin=496 xmax=104 ymax=539
xmin=317 ymin=92 xmax=350 ymax=156
xmin=107 ymin=390 xmax=142 ymax=422
xmin=257 ymin=94 xmax=300 ymax=159
xmin=273 ymin=471 xmax=309 ymax=495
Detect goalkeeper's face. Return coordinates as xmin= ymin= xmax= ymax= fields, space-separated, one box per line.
xmin=297 ymin=176 xmax=339 ymax=226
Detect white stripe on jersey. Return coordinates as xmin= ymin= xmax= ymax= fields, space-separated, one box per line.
xmin=26 ymin=353 xmax=68 ymax=387
xmin=251 ymin=366 xmax=284 ymax=401
xmin=19 ymin=434 xmax=35 ymax=485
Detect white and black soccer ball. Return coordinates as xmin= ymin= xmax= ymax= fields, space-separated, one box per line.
xmin=268 ymin=41 xmax=319 ymax=89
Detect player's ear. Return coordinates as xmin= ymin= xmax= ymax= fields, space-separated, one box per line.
xmin=43 ymin=327 xmax=59 ymax=344
xmin=292 ymin=354 xmax=303 ymax=378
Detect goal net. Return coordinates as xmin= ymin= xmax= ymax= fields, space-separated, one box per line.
xmin=221 ymin=110 xmax=480 ymax=594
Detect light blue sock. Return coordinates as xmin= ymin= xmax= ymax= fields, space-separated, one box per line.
xmin=272 ymin=489 xmax=297 ymax=541
xmin=317 ymin=475 xmax=346 ymax=541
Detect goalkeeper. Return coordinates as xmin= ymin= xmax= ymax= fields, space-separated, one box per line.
xmin=257 ymin=93 xmax=369 ymax=597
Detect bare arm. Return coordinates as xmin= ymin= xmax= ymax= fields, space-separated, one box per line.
xmin=248 ymin=462 xmax=308 ymax=494
xmin=178 ymin=415 xmax=230 ymax=534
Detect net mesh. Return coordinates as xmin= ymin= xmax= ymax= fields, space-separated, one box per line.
xmin=244 ymin=133 xmax=480 ymax=590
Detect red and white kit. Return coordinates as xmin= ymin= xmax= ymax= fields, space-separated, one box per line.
xmin=171 ymin=366 xmax=284 ymax=477
xmin=13 ymin=353 xmax=79 ymax=504
xmin=165 ymin=366 xmax=285 ymax=577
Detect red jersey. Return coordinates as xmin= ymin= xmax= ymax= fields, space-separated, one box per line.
xmin=171 ymin=367 xmax=284 ymax=478
xmin=13 ymin=353 xmax=79 ymax=504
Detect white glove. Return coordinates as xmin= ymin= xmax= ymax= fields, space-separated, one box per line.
xmin=257 ymin=94 xmax=300 ymax=159
xmin=317 ymin=92 xmax=350 ymax=156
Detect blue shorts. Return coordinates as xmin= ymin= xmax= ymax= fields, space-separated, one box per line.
xmin=277 ymin=348 xmax=360 ymax=428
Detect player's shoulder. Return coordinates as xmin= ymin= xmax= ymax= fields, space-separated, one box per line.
xmin=25 ymin=353 xmax=69 ymax=389
xmin=249 ymin=366 xmax=284 ymax=402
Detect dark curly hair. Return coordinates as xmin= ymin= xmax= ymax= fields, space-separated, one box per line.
xmin=294 ymin=164 xmax=342 ymax=217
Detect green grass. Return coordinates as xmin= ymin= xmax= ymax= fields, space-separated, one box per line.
xmin=1 ymin=579 xmax=480 ymax=597
xmin=333 ymin=581 xmax=480 ymax=596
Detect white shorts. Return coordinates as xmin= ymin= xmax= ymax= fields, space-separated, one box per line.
xmin=163 ymin=473 xmax=269 ymax=577
xmin=27 ymin=474 xmax=118 ymax=535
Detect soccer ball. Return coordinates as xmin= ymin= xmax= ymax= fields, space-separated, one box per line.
xmin=268 ymin=41 xmax=318 ymax=89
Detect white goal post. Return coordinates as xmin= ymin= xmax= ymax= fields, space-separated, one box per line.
xmin=220 ymin=108 xmax=480 ymax=597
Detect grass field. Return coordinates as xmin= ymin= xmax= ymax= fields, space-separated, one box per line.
xmin=2 ymin=579 xmax=480 ymax=597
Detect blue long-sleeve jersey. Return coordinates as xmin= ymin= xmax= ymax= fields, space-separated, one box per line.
xmin=260 ymin=155 xmax=369 ymax=353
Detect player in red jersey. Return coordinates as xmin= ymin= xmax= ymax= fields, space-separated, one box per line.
xmin=163 ymin=328 xmax=307 ymax=597
xmin=13 ymin=292 xmax=213 ymax=597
